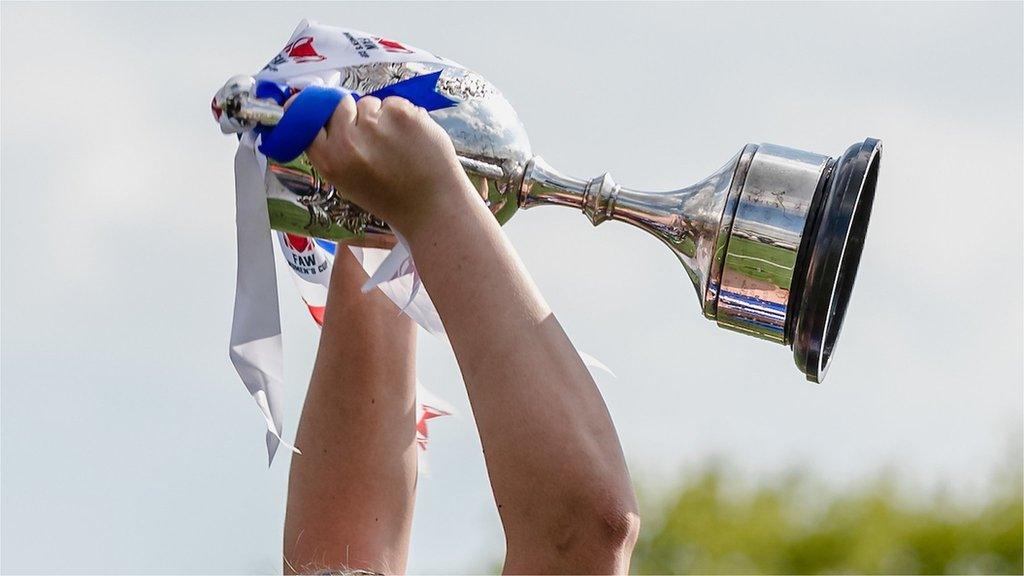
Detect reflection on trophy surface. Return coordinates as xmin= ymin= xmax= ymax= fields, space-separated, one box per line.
xmin=213 ymin=58 xmax=881 ymax=383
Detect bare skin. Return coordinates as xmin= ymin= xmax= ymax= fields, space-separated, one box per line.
xmin=286 ymin=93 xmax=639 ymax=574
xmin=283 ymin=244 xmax=418 ymax=575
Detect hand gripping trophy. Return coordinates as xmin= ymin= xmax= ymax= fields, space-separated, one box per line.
xmin=214 ymin=21 xmax=881 ymax=386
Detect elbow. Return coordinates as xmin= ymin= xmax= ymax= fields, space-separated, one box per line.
xmin=606 ymin=502 xmax=642 ymax=551
xmin=552 ymin=493 xmax=641 ymax=571
xmin=507 ymin=488 xmax=641 ymax=573
xmin=582 ymin=495 xmax=641 ymax=559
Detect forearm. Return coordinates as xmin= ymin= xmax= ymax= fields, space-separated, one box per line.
xmin=284 ymin=248 xmax=418 ymax=574
xmin=402 ymin=183 xmax=638 ymax=571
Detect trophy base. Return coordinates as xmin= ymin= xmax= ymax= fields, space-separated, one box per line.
xmin=789 ymin=139 xmax=882 ymax=383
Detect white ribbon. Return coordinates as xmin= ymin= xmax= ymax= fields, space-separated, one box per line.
xmin=230 ymin=132 xmax=299 ymax=464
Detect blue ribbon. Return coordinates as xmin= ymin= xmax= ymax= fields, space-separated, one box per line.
xmin=368 ymin=70 xmax=458 ymax=112
xmin=257 ymin=70 xmax=457 ymax=163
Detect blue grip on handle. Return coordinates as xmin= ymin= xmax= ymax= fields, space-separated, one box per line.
xmin=258 ymin=86 xmax=353 ymax=163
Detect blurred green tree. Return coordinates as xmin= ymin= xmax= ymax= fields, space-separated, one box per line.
xmin=631 ymin=461 xmax=1022 ymax=575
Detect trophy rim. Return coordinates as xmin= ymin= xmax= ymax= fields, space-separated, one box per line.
xmin=792 ymin=138 xmax=882 ymax=383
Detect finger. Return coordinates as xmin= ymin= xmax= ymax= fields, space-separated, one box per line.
xmin=380 ymin=96 xmax=416 ymax=121
xmin=306 ymin=127 xmax=329 ymax=163
xmin=309 ymin=92 xmax=357 ymax=162
xmin=381 ymin=95 xmax=413 ymax=110
xmin=328 ymin=91 xmax=358 ymax=129
xmin=354 ymin=95 xmax=383 ymax=125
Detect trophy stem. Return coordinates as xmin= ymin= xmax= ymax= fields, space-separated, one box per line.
xmin=519 ymin=156 xmax=695 ymax=233
xmin=518 ymin=153 xmax=751 ymax=313
xmin=518 ymin=157 xmax=593 ymax=213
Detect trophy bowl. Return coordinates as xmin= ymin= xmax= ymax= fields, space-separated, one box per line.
xmin=214 ymin=53 xmax=881 ymax=383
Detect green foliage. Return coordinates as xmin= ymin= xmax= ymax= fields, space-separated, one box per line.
xmin=632 ymin=463 xmax=1023 ymax=575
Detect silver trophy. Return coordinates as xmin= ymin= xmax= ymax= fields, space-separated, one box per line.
xmin=213 ymin=63 xmax=880 ymax=383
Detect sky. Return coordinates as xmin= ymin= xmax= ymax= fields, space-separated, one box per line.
xmin=2 ymin=2 xmax=1022 ymax=573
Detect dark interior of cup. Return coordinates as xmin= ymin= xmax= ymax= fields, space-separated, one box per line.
xmin=790 ymin=138 xmax=882 ymax=383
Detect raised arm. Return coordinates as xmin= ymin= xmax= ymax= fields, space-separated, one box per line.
xmin=405 ymin=177 xmax=640 ymax=573
xmin=306 ymin=94 xmax=639 ymax=574
xmin=283 ymin=244 xmax=418 ymax=574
